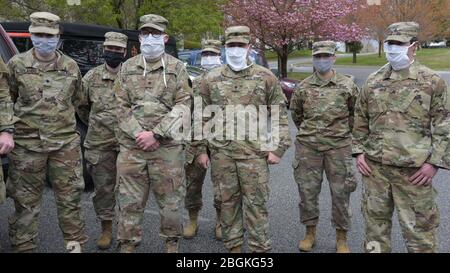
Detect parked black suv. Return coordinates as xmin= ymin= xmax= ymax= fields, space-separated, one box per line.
xmin=2 ymin=22 xmax=178 ymax=76
xmin=1 ymin=22 xmax=180 ymax=190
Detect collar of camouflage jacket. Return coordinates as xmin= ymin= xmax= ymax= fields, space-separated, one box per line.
xmin=383 ymin=61 xmax=420 ymax=81
xmin=25 ymin=48 xmax=66 ymax=71
xmin=136 ymin=53 xmax=166 ymax=72
xmin=101 ymin=64 xmax=119 ymax=81
xmin=308 ymin=69 xmax=338 ymax=86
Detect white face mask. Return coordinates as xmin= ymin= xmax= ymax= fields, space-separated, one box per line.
xmin=201 ymin=56 xmax=222 ymax=70
xmin=313 ymin=57 xmax=334 ymax=73
xmin=226 ymin=46 xmax=250 ymax=72
xmin=140 ymin=35 xmax=165 ymax=60
xmin=31 ymin=35 xmax=59 ymax=56
xmin=384 ymin=42 xmax=413 ymax=71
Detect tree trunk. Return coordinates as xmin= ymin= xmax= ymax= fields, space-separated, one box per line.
xmin=352 ymin=51 xmax=357 ymax=64
xmin=378 ymin=40 xmax=383 ymax=58
xmin=279 ymin=45 xmax=289 ymax=78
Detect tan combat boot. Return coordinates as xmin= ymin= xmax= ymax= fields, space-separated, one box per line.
xmin=183 ymin=210 xmax=199 ymax=239
xmin=336 ymin=229 xmax=350 ymax=253
xmin=299 ymin=225 xmax=316 ymax=252
xmin=165 ymin=239 xmax=180 ymax=253
xmin=97 ymin=220 xmax=113 ymax=250
xmin=229 ymin=246 xmax=242 ymax=253
xmin=119 ymin=243 xmax=135 ymax=253
xmin=214 ymin=209 xmax=222 ymax=240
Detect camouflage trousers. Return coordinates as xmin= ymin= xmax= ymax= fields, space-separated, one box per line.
xmin=293 ymin=142 xmax=356 ymax=231
xmin=116 ymin=145 xmax=185 ymax=246
xmin=85 ymin=149 xmax=118 ymax=221
xmin=7 ymin=139 xmax=88 ymax=252
xmin=362 ymin=158 xmax=439 ymax=253
xmin=0 ymin=167 xmax=5 ymax=204
xmin=211 ymin=151 xmax=270 ymax=253
xmin=185 ymin=157 xmax=220 ymax=212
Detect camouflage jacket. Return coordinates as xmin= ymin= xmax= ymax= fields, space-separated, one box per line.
xmin=353 ymin=62 xmax=450 ymax=169
xmin=197 ymin=64 xmax=291 ymax=160
xmin=0 ymin=58 xmax=16 ymax=132
xmin=7 ymin=49 xmax=85 ymax=152
xmin=115 ymin=53 xmax=192 ymax=149
xmin=0 ymin=57 xmax=14 ymax=204
xmin=290 ymin=71 xmax=359 ymax=151
xmin=186 ymin=72 xmax=205 ymax=164
xmin=78 ymin=64 xmax=119 ymax=151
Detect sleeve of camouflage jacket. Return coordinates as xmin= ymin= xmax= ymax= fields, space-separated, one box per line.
xmin=115 ymin=71 xmax=144 ymax=140
xmin=426 ymin=78 xmax=450 ymax=169
xmin=152 ymin=65 xmax=192 ymax=139
xmin=348 ymin=83 xmax=360 ymax=132
xmin=352 ymin=81 xmax=370 ymax=156
xmin=72 ymin=69 xmax=88 ymax=123
xmin=193 ymin=75 xmax=212 ymax=156
xmin=187 ymin=77 xmax=205 ymax=155
xmin=76 ymin=72 xmax=92 ymax=125
xmin=290 ymin=85 xmax=304 ymax=129
xmin=267 ymin=75 xmax=291 ymax=158
xmin=0 ymin=59 xmax=18 ymax=131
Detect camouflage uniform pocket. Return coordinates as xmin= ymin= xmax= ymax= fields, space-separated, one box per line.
xmin=344 ymin=156 xmax=357 ymax=193
xmin=84 ymin=149 xmax=101 ymax=166
xmin=0 ymin=179 xmax=5 ymax=204
xmin=412 ymin=197 xmax=439 ymax=232
xmin=393 ymin=89 xmax=417 ymax=113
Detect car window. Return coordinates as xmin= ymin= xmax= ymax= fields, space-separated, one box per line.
xmin=60 ymin=39 xmax=105 ymax=75
xmin=194 ymin=53 xmax=201 ymax=67
xmin=178 ymin=53 xmax=191 ymax=64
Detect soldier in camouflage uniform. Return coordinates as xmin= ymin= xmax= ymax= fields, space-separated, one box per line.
xmin=183 ymin=40 xmax=223 ymax=240
xmin=0 ymin=57 xmax=16 ymax=251
xmin=290 ymin=41 xmax=359 ymax=253
xmin=196 ymin=26 xmax=291 ymax=253
xmin=6 ymin=12 xmax=88 ymax=253
xmin=77 ymin=32 xmax=128 ymax=250
xmin=115 ymin=14 xmax=192 ymax=253
xmin=353 ymin=22 xmax=450 ymax=253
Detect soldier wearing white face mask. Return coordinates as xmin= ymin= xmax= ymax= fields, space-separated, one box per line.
xmin=353 ymin=22 xmax=450 ymax=253
xmin=196 ymin=26 xmax=291 ymax=253
xmin=114 ymin=14 xmax=192 ymax=253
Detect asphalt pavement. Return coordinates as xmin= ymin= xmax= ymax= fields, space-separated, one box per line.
xmin=0 ymin=66 xmax=449 ymax=253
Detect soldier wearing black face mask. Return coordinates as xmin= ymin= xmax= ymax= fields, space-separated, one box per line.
xmin=76 ymin=31 xmax=128 ymax=250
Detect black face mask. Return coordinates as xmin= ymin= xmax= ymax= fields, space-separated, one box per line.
xmin=103 ymin=50 xmax=125 ymax=68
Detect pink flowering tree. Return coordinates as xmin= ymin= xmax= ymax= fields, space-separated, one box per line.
xmin=223 ymin=0 xmax=366 ymax=78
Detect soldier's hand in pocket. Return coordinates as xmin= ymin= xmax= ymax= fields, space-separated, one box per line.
xmin=409 ymin=163 xmax=437 ymax=186
xmin=356 ymin=154 xmax=372 ymax=176
xmin=197 ymin=153 xmax=210 ymax=169
xmin=267 ymin=152 xmax=281 ymax=165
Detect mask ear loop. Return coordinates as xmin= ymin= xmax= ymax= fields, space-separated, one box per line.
xmin=142 ymin=55 xmax=147 ymax=77
xmin=162 ymin=55 xmax=167 ymax=88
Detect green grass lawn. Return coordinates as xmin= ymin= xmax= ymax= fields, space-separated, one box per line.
xmin=335 ymin=48 xmax=450 ymax=71
xmin=266 ymin=49 xmax=311 ymax=60
xmin=287 ymin=72 xmax=311 ymax=81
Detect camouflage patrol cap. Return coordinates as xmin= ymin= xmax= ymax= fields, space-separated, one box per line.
xmin=202 ymin=39 xmax=222 ymax=54
xmin=104 ymin=32 xmax=128 ymax=48
xmin=139 ymin=14 xmax=168 ymax=32
xmin=385 ymin=22 xmax=420 ymax=43
xmin=312 ymin=41 xmax=337 ymax=56
xmin=225 ymin=26 xmax=250 ymax=45
xmin=29 ymin=12 xmax=60 ymax=35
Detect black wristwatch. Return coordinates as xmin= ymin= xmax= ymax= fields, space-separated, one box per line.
xmin=154 ymin=133 xmax=163 ymax=141
xmin=1 ymin=128 xmax=15 ymax=134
